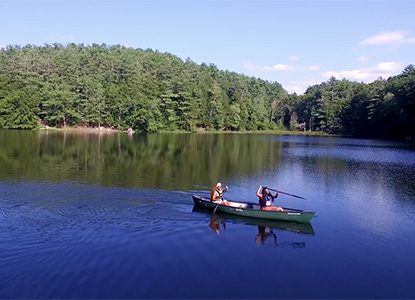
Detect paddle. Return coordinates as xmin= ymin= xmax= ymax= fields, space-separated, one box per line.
xmin=267 ymin=188 xmax=307 ymax=200
xmin=212 ymin=202 xmax=220 ymax=214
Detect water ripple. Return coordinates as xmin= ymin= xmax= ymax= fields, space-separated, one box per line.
xmin=0 ymin=207 xmax=13 ymax=218
xmin=285 ymin=146 xmax=415 ymax=166
xmin=57 ymin=203 xmax=116 ymax=218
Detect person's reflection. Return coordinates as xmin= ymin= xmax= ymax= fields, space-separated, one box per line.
xmin=209 ymin=214 xmax=226 ymax=235
xmin=255 ymin=226 xmax=278 ymax=246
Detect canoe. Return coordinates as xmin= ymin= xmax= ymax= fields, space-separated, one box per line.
xmin=192 ymin=195 xmax=315 ymax=223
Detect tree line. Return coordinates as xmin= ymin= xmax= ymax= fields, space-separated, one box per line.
xmin=0 ymin=43 xmax=289 ymax=132
xmin=292 ymin=66 xmax=415 ymax=140
xmin=0 ymin=43 xmax=414 ymax=139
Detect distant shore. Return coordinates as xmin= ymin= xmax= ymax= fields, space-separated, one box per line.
xmin=36 ymin=125 xmax=333 ymax=136
xmin=38 ymin=125 xmax=122 ymax=133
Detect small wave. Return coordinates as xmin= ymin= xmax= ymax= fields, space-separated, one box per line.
xmin=0 ymin=207 xmax=14 ymax=218
xmin=285 ymin=146 xmax=415 ymax=166
xmin=57 ymin=204 xmax=115 ymax=218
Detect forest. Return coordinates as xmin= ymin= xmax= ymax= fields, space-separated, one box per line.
xmin=0 ymin=43 xmax=414 ymax=139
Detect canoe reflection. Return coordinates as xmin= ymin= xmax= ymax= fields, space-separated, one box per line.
xmin=193 ymin=206 xmax=315 ymax=247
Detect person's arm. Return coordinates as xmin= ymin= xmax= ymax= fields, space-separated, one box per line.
xmin=256 ymin=185 xmax=263 ymax=198
xmin=273 ymin=190 xmax=280 ymax=199
xmin=224 ymin=186 xmax=228 ymax=193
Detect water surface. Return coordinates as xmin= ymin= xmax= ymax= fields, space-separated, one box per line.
xmin=0 ymin=130 xmax=414 ymax=298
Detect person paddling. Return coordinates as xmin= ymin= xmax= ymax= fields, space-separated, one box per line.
xmin=210 ymin=182 xmax=228 ymax=203
xmin=256 ymin=185 xmax=283 ymax=211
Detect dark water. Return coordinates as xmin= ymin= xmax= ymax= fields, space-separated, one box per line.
xmin=1 ymin=130 xmax=415 ymax=299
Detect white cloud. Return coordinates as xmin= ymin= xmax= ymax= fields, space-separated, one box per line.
xmin=270 ymin=64 xmax=295 ymax=71
xmin=357 ymin=56 xmax=368 ymax=61
xmin=285 ymin=61 xmax=403 ymax=95
xmin=375 ymin=61 xmax=401 ymax=72
xmin=359 ymin=30 xmax=415 ymax=46
xmin=243 ymin=61 xmax=320 ymax=72
xmin=308 ymin=65 xmax=320 ymax=71
xmin=322 ymin=70 xmax=373 ymax=81
xmin=289 ymin=56 xmax=300 ymax=61
xmin=244 ymin=59 xmax=403 ymax=95
xmin=285 ymin=79 xmax=322 ymax=95
xmin=0 ymin=45 xmax=5 ymax=50
xmin=322 ymin=61 xmax=402 ymax=82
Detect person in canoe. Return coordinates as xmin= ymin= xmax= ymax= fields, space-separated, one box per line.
xmin=256 ymin=185 xmax=283 ymax=211
xmin=210 ymin=182 xmax=229 ymax=203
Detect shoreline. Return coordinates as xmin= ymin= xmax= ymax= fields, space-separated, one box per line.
xmin=38 ymin=125 xmax=123 ymax=133
xmin=35 ymin=125 xmax=334 ymax=136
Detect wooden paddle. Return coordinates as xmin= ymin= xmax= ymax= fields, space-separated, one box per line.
xmin=267 ymin=188 xmax=307 ymax=200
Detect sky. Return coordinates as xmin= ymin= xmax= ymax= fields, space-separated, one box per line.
xmin=2 ymin=0 xmax=415 ymax=94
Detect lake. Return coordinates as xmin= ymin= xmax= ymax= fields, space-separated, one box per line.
xmin=1 ymin=130 xmax=415 ymax=299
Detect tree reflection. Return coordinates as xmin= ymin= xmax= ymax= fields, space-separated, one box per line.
xmin=0 ymin=131 xmax=283 ymax=190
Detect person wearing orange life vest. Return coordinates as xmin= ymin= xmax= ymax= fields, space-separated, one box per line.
xmin=210 ymin=182 xmax=228 ymax=203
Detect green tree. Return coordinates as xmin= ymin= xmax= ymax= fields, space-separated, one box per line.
xmin=0 ymin=85 xmax=39 ymax=129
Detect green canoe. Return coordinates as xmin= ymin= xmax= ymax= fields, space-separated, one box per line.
xmin=192 ymin=195 xmax=315 ymax=223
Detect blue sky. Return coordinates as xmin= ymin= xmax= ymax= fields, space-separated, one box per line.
xmin=2 ymin=0 xmax=415 ymax=94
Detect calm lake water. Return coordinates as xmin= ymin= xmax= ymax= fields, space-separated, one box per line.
xmin=1 ymin=130 xmax=415 ymax=299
